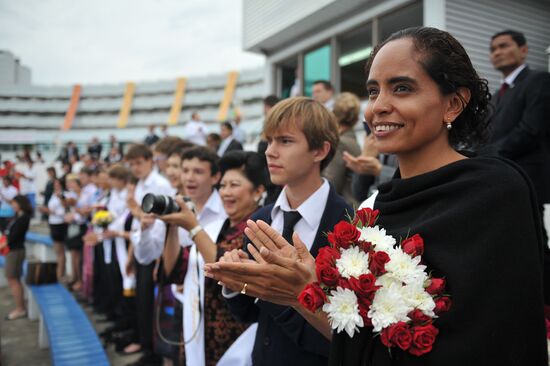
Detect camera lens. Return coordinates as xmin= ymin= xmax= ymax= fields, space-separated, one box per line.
xmin=141 ymin=193 xmax=159 ymax=214
xmin=141 ymin=194 xmax=180 ymax=215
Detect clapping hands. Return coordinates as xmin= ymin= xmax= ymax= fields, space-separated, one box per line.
xmin=204 ymin=219 xmax=316 ymax=307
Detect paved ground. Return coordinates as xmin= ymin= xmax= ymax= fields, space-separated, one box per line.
xmin=0 ymin=287 xmax=50 ymax=366
xmin=0 ymin=284 xmax=143 ymax=366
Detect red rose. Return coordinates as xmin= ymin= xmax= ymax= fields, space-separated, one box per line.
xmin=357 ymin=240 xmax=372 ymax=252
xmin=357 ymin=296 xmax=373 ymax=326
xmin=369 ymin=251 xmax=390 ymax=275
xmin=401 ymin=234 xmax=424 ymax=257
xmin=315 ymin=246 xmax=340 ymax=266
xmin=434 ymin=296 xmax=452 ymax=314
xmin=407 ymin=309 xmax=432 ymax=325
xmin=380 ymin=322 xmax=412 ymax=351
xmin=409 ymin=324 xmax=439 ymax=356
xmin=353 ymin=208 xmax=380 ymax=227
xmin=349 ymin=273 xmax=378 ymax=298
xmin=426 ymin=278 xmax=446 ymax=295
xmin=298 ymin=282 xmax=326 ymax=313
xmin=316 ymin=263 xmax=340 ymax=287
xmin=328 ymin=221 xmax=360 ymax=249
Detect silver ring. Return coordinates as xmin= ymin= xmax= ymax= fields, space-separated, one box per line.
xmin=240 ymin=283 xmax=248 ymax=295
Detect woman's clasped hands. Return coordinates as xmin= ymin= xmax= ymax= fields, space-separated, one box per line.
xmin=204 ymin=219 xmax=316 ymax=307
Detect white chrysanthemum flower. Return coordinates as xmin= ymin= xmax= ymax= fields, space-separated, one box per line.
xmin=368 ymin=283 xmax=411 ymax=332
xmin=384 ymin=247 xmax=428 ymax=286
xmin=359 ymin=226 xmax=396 ymax=252
xmin=336 ymin=246 xmax=370 ymax=279
xmin=375 ymin=273 xmax=401 ymax=289
xmin=323 ymin=287 xmax=364 ymax=337
xmin=401 ymin=284 xmax=436 ymax=317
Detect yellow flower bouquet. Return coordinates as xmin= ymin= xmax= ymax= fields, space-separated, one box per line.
xmin=92 ymin=210 xmax=113 ymax=229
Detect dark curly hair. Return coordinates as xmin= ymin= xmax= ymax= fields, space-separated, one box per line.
xmin=219 ymin=150 xmax=268 ymax=189
xmin=365 ymin=27 xmax=491 ymax=150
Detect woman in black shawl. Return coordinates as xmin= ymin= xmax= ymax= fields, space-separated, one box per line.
xmin=205 ymin=27 xmax=548 ymax=365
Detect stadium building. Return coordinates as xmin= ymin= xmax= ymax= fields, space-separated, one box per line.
xmin=0 ymin=55 xmax=265 ymax=160
xmin=1 ymin=0 xmax=549 ymax=162
xmin=243 ymin=0 xmax=550 ymax=98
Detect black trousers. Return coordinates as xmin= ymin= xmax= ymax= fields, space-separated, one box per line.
xmin=135 ymin=259 xmax=156 ymax=351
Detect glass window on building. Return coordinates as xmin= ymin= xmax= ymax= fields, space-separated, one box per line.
xmin=339 ymin=24 xmax=373 ymax=98
xmin=278 ymin=58 xmax=300 ymax=99
xmin=379 ymin=1 xmax=423 ymax=42
xmin=303 ymin=44 xmax=331 ymax=97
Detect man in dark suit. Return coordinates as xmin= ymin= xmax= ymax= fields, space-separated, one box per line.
xmin=488 ymin=29 xmax=550 ymax=300
xmin=220 ymin=97 xmax=352 ymax=366
xmin=217 ymin=121 xmax=243 ymax=157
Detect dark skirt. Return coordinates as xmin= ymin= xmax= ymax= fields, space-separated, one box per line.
xmin=65 ymin=224 xmax=87 ymax=250
xmin=49 ymin=223 xmax=68 ymax=242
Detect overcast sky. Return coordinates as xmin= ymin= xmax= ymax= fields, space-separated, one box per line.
xmin=0 ymin=0 xmax=265 ymax=86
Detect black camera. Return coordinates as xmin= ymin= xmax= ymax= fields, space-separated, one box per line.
xmin=141 ymin=194 xmax=195 ymax=215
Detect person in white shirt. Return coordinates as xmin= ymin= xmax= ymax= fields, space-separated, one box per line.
xmin=312 ymin=80 xmax=335 ymax=110
xmin=203 ymin=97 xmax=352 ymax=366
xmin=18 ymin=159 xmax=37 ymax=212
xmin=64 ymin=171 xmax=97 ymax=292
xmin=39 ymin=179 xmax=68 ymax=281
xmin=86 ymin=165 xmax=131 ymax=322
xmin=231 ymin=114 xmax=247 ymax=144
xmin=133 ymin=146 xmax=226 ymax=265
xmin=123 ymin=143 xmax=172 ymax=361
xmin=158 ymin=150 xmax=267 ymax=366
xmin=184 ymin=112 xmax=209 ymax=146
xmin=0 ymin=176 xmax=19 ymax=233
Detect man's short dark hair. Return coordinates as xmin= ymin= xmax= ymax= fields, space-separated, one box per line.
xmin=263 ymin=95 xmax=280 ymax=108
xmin=168 ymin=140 xmax=196 ymax=158
xmin=181 ymin=146 xmax=220 ymax=176
xmin=221 ymin=121 xmax=233 ymax=131
xmin=312 ymin=80 xmax=334 ymax=91
xmin=154 ymin=136 xmax=190 ymax=155
xmin=79 ymin=167 xmax=95 ymax=176
xmin=125 ymin=143 xmax=153 ymax=161
xmin=491 ymin=30 xmax=527 ymax=47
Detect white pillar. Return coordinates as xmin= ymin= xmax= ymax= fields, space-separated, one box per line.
xmin=424 ymin=0 xmax=446 ymax=30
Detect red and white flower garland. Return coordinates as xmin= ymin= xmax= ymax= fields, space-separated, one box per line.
xmin=298 ymin=208 xmax=451 ymax=356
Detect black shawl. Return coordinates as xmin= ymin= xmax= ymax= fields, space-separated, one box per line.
xmin=329 ymin=156 xmax=547 ymax=365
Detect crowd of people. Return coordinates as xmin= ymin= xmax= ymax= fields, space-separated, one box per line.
xmin=0 ymin=26 xmax=549 ymax=366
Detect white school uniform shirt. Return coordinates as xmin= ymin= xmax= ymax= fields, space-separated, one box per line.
xmin=18 ymin=165 xmax=36 ymax=194
xmin=0 ymin=185 xmax=18 ymax=207
xmin=47 ymin=193 xmax=67 ymax=225
xmin=184 ymin=120 xmax=208 ymax=146
xmin=0 ymin=185 xmax=18 ymax=217
xmin=101 ymin=187 xmax=128 ymax=264
xmin=177 ymin=189 xmax=227 ymax=248
xmin=72 ymin=183 xmax=97 ymax=224
xmin=270 ymin=178 xmax=330 ymax=251
xmin=131 ymin=170 xmax=174 ymax=265
xmin=231 ymin=123 xmax=246 ymax=144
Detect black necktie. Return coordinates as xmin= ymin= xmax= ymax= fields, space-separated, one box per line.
xmin=282 ymin=210 xmax=302 ymax=245
xmin=498 ymin=82 xmax=509 ymax=97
